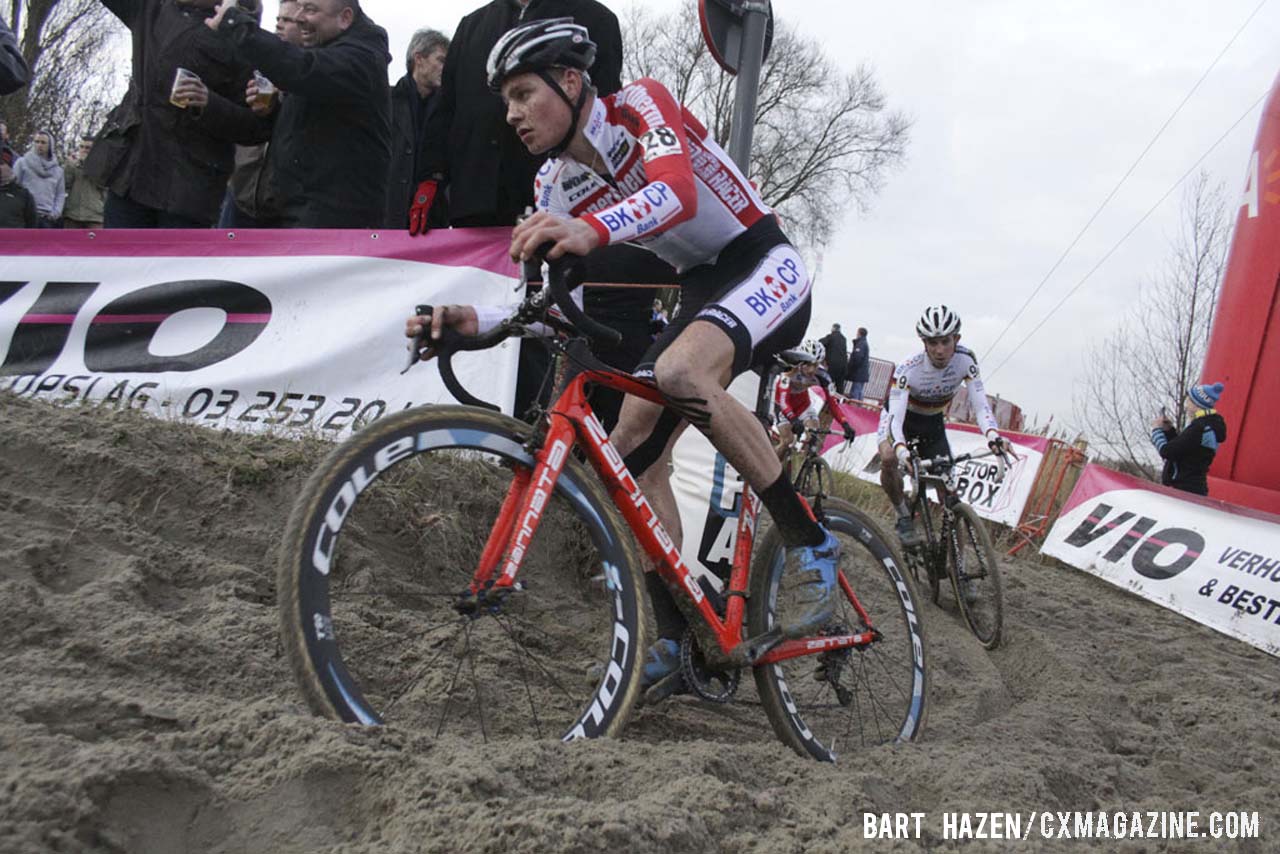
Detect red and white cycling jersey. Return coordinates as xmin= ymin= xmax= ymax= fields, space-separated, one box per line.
xmin=772 ymin=372 xmax=831 ymax=425
xmin=534 ymin=78 xmax=772 ymax=273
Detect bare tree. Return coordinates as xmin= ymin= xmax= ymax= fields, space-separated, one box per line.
xmin=620 ymin=0 xmax=911 ymax=251
xmin=1073 ymin=171 xmax=1230 ymax=475
xmin=0 ymin=0 xmax=123 ymax=157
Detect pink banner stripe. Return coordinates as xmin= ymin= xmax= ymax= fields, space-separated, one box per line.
xmin=0 ymin=227 xmax=519 ymax=280
xmin=20 ymin=314 xmax=77 ymax=324
xmin=90 ymin=313 xmax=272 ymax=324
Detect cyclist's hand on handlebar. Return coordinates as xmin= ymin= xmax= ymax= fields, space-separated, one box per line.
xmin=894 ymin=443 xmax=913 ymax=473
xmin=405 ymin=304 xmax=479 ymax=362
xmin=510 ymin=211 xmax=600 ymax=262
xmin=842 ymin=424 xmax=857 ymax=444
xmin=986 ymin=432 xmax=1018 ymax=461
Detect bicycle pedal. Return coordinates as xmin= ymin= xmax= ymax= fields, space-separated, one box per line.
xmin=639 ymin=671 xmax=688 ymax=707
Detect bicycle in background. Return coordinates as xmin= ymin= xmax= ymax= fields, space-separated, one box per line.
xmin=899 ymin=438 xmax=1007 ymax=649
xmin=276 ymin=256 xmax=929 ymax=761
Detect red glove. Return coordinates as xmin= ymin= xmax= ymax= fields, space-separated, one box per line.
xmin=408 ymin=179 xmax=438 ymax=236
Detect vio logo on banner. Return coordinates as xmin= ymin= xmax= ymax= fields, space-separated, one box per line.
xmin=1061 ymin=502 xmax=1204 ymax=580
xmin=1 ymin=279 xmax=272 ymax=375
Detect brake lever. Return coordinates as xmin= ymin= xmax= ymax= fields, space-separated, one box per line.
xmin=401 ymin=304 xmax=433 ymax=374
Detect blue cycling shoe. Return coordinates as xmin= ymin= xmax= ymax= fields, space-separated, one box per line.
xmin=639 ymin=638 xmax=687 ymax=704
xmin=779 ymin=528 xmax=841 ymax=639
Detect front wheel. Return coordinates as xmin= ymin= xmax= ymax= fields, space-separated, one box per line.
xmin=277 ymin=405 xmax=649 ymax=742
xmin=947 ymin=503 xmax=1004 ymax=649
xmin=749 ymin=498 xmax=929 ymax=761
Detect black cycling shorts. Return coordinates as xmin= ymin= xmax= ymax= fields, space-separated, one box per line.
xmin=634 ymin=217 xmax=811 ymax=380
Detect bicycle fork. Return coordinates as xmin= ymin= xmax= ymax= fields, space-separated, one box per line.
xmin=456 ymin=414 xmax=578 ymax=612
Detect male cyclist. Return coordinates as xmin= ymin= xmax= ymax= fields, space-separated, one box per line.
xmin=771 ymin=339 xmax=857 ymax=459
xmin=405 ymin=19 xmax=839 ymax=698
xmin=878 ymin=305 xmax=1009 ymax=546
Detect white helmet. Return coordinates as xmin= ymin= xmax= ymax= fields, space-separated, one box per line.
xmin=916 ymin=305 xmax=961 ymax=338
xmin=798 ymin=339 xmax=826 ymax=363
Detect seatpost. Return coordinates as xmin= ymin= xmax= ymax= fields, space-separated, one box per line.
xmin=753 ymin=361 xmax=783 ymax=428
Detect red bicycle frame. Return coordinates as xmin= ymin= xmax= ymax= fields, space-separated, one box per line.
xmin=468 ymin=368 xmax=880 ymax=666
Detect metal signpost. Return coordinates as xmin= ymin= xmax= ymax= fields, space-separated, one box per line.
xmin=698 ymin=0 xmax=775 ymax=172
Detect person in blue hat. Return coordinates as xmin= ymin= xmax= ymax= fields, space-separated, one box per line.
xmin=1151 ymin=382 xmax=1227 ymax=496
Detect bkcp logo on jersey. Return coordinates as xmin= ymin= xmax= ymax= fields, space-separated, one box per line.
xmin=600 ymin=182 xmax=673 ymax=234
xmin=744 ymin=257 xmax=803 ymax=317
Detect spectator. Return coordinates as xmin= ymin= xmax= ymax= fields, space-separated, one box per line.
xmin=387 ymin=28 xmax=449 ymax=230
xmin=0 ymin=17 xmax=29 ymax=95
xmin=209 ymin=0 xmax=392 ymax=228
xmin=417 ymin=0 xmax=623 ymax=229
xmin=13 ymin=130 xmax=66 ymax=227
xmin=63 ymin=136 xmax=107 ymax=229
xmin=0 ymin=160 xmax=37 ymax=227
xmin=85 ymin=0 xmax=263 ymax=227
xmin=217 ymin=0 xmax=304 ymax=228
xmin=0 ymin=119 xmax=15 ymax=166
xmin=848 ymin=325 xmax=870 ymax=399
xmin=1150 ymin=382 xmax=1227 ymax=497
xmin=819 ymin=322 xmax=848 ymax=394
xmin=650 ymin=297 xmax=669 ymax=339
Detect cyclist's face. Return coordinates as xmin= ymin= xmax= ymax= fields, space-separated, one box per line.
xmin=922 ymin=333 xmax=958 ymax=367
xmin=502 ymin=72 xmax=572 ymax=155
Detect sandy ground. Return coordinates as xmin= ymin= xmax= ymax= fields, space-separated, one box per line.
xmin=1 ymin=394 xmax=1277 ymax=854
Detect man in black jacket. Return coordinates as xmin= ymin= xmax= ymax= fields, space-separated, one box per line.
xmin=0 ymin=18 xmax=30 ymax=95
xmin=384 ymin=28 xmax=449 ymax=230
xmin=412 ymin=0 xmax=622 ymax=230
xmin=86 ymin=0 xmax=264 ymax=227
xmin=0 ymin=160 xmax=37 ymax=227
xmin=819 ymin=323 xmax=848 ymax=394
xmin=848 ymin=326 xmax=870 ymax=399
xmin=1151 ymin=382 xmax=1228 ymax=497
xmin=210 ymin=0 xmax=391 ymax=228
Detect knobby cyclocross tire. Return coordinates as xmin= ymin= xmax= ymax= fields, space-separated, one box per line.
xmin=947 ymin=502 xmax=1004 ymax=649
xmin=748 ymin=498 xmax=929 ymax=761
xmin=277 ymin=405 xmax=649 ymax=741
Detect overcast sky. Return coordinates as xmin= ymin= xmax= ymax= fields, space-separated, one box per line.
xmin=257 ymin=0 xmax=1278 ymax=431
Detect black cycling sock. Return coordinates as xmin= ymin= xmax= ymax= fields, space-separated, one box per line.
xmin=644 ymin=571 xmax=688 ymax=640
xmin=759 ymin=471 xmax=825 ymax=548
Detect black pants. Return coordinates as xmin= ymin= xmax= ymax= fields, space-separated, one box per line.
xmin=105 ymin=191 xmax=209 ymax=228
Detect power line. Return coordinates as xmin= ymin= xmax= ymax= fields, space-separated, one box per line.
xmin=987 ymin=87 xmax=1270 ymax=379
xmin=984 ymin=0 xmax=1270 ymax=364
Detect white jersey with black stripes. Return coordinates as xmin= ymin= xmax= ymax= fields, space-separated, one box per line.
xmin=881 ymin=345 xmax=999 ymax=447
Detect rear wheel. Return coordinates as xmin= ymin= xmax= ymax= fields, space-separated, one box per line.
xmin=947 ymin=503 xmax=1004 ymax=649
xmin=749 ymin=498 xmax=928 ymax=761
xmin=277 ymin=406 xmax=648 ymax=741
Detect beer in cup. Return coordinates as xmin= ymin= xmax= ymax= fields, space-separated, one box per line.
xmin=170 ymin=67 xmax=200 ymax=108
xmin=251 ymin=71 xmax=278 ymax=110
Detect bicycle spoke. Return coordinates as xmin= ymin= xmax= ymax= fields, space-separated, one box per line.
xmin=495 ymin=613 xmax=546 ymax=740
xmin=434 ymin=633 xmax=470 ymax=739
xmin=463 ymin=621 xmax=490 ymax=743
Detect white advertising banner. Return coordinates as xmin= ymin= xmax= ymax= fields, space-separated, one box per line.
xmin=1042 ymin=464 xmax=1280 ymax=657
xmin=847 ymin=420 xmax=1050 ymax=528
xmin=0 ymin=230 xmax=521 ymax=436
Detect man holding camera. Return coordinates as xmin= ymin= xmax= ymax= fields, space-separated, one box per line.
xmin=207 ymin=0 xmax=391 ymax=228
